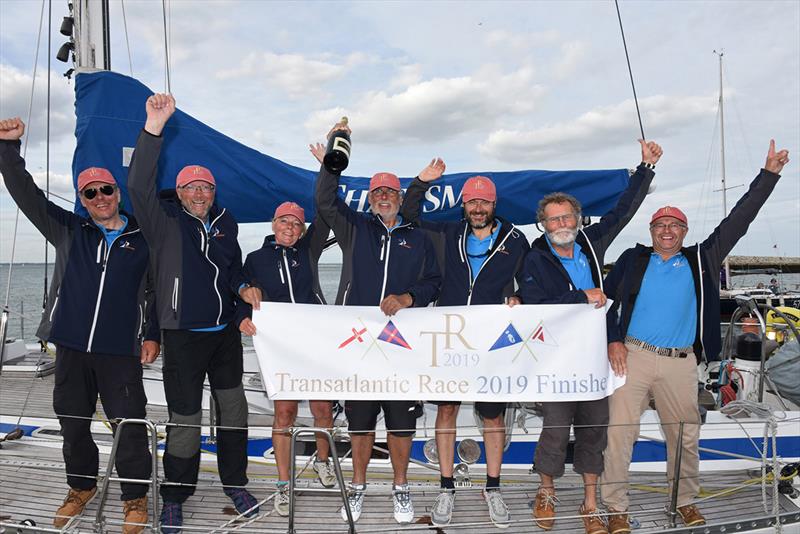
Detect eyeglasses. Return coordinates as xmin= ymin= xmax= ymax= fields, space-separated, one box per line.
xmin=542 ymin=213 xmax=578 ymax=226
xmin=181 ymin=183 xmax=215 ymax=193
xmin=464 ymin=199 xmax=494 ymax=209
xmin=369 ymin=187 xmax=399 ymax=197
xmin=82 ymin=185 xmax=116 ymax=200
xmin=650 ymin=222 xmax=687 ymax=231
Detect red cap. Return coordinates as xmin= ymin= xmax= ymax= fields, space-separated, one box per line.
xmin=369 ymin=172 xmax=401 ymax=192
xmin=461 ymin=175 xmax=496 ymax=202
xmin=650 ymin=205 xmax=688 ymax=225
xmin=273 ymin=201 xmax=305 ymax=225
xmin=176 ymin=165 xmax=216 ymax=188
xmin=77 ymin=167 xmax=116 ymax=191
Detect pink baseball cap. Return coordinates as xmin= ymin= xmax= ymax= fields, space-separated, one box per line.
xmin=273 ymin=201 xmax=305 ymax=225
xmin=176 ymin=165 xmax=216 ymax=188
xmin=461 ymin=175 xmax=496 ymax=202
xmin=77 ymin=167 xmax=116 ymax=191
xmin=369 ymin=172 xmax=401 ymax=192
xmin=650 ymin=205 xmax=688 ymax=225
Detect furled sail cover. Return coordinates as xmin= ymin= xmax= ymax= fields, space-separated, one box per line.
xmin=72 ymin=71 xmax=631 ymax=223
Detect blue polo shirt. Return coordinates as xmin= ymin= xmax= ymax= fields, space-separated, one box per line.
xmin=627 ymin=252 xmax=697 ymax=347
xmin=546 ymin=237 xmax=594 ymax=291
xmin=466 ymin=222 xmax=502 ymax=281
xmin=98 ymin=215 xmax=128 ymax=247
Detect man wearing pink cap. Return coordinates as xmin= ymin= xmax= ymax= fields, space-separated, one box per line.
xmin=312 ymin=122 xmax=442 ymax=525
xmin=600 ymin=141 xmax=790 ymax=532
xmin=127 ymin=94 xmax=260 ymax=532
xmin=401 ymin=173 xmax=530 ymax=528
xmin=235 ymin=201 xmax=337 ymax=516
xmin=0 ymin=117 xmax=159 ymax=533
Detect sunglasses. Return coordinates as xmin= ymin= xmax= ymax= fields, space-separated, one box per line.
xmin=82 ymin=184 xmax=116 ymax=200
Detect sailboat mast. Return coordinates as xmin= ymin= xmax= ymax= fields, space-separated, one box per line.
xmin=715 ymin=50 xmax=731 ymax=286
xmin=72 ymin=0 xmax=111 ymax=71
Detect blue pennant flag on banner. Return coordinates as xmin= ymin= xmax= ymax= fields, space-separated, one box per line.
xmin=489 ymin=323 xmax=523 ymax=351
xmin=378 ymin=320 xmax=412 ymax=349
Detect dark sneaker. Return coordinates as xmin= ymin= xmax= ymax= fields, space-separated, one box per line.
xmin=606 ymin=509 xmax=631 ymax=534
xmin=159 ymin=501 xmax=183 ymax=534
xmin=224 ymin=487 xmax=260 ymax=518
xmin=54 ymin=488 xmax=97 ymax=528
xmin=677 ymin=504 xmax=705 ymax=527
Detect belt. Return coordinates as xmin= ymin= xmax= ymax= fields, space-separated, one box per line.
xmin=624 ymin=335 xmax=692 ymax=358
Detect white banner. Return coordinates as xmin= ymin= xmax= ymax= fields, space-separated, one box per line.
xmin=251 ymin=303 xmax=624 ymax=402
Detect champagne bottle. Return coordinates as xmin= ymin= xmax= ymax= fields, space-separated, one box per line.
xmin=323 ymin=116 xmax=351 ymax=173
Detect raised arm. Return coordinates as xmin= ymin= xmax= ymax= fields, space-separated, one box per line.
xmin=0 ymin=118 xmax=77 ymax=246
xmin=127 ymin=93 xmax=176 ymax=248
xmin=700 ymin=140 xmax=788 ymax=266
xmin=399 ymin=158 xmax=446 ymax=230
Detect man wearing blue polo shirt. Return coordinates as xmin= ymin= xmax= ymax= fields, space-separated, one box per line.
xmin=600 ymin=140 xmax=790 ymax=533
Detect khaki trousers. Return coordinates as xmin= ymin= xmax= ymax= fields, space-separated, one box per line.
xmin=600 ymin=343 xmax=701 ymax=511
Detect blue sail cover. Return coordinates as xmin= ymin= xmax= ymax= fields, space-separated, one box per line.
xmin=72 ymin=71 xmax=631 ymax=223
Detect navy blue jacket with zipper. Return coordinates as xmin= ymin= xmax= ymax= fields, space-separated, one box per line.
xmin=400 ymin=178 xmax=529 ymax=305
xmin=235 ymin=219 xmax=330 ymax=325
xmin=519 ymin=164 xmax=655 ymax=304
xmin=604 ymin=168 xmax=781 ymax=362
xmin=0 ymin=139 xmax=158 ymax=357
xmin=315 ymin=166 xmax=441 ymax=307
xmin=127 ymin=130 xmax=246 ymax=330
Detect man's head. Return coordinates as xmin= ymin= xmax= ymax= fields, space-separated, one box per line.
xmin=537 ymin=192 xmax=582 ymax=248
xmin=176 ymin=165 xmax=216 ymax=220
xmin=368 ymin=172 xmax=402 ymax=223
xmin=77 ymin=167 xmax=121 ymax=225
xmin=272 ymin=201 xmax=306 ymax=247
xmin=461 ymin=176 xmax=497 ymax=230
xmin=649 ymin=206 xmax=688 ymax=257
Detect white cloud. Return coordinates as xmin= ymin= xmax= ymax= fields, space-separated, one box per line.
xmin=305 ymin=66 xmax=545 ymax=143
xmin=484 ymin=29 xmax=561 ymax=51
xmin=479 ymin=93 xmax=719 ymax=163
xmin=553 ymin=41 xmax=587 ymax=80
xmin=389 ymin=64 xmax=423 ymax=91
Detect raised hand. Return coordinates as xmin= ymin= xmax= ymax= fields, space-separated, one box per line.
xmin=764 ymin=139 xmax=790 ymax=175
xmin=418 ymin=158 xmax=446 ymax=183
xmin=326 ymin=119 xmax=351 ymax=140
xmin=309 ymin=142 xmax=326 ymax=164
xmin=0 ymin=117 xmax=25 ymax=141
xmin=639 ymin=139 xmax=663 ymax=165
xmin=144 ymin=93 xmax=176 ymax=136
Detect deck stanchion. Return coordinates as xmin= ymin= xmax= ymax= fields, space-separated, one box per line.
xmin=667 ymin=421 xmax=685 ymax=528
xmin=208 ymin=394 xmax=217 ymax=443
xmin=0 ymin=307 xmax=10 ymax=376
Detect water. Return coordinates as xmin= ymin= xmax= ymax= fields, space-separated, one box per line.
xmin=1 ymin=263 xmax=797 ymax=343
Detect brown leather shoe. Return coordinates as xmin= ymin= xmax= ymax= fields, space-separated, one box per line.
xmin=579 ymin=505 xmax=608 ymax=534
xmin=677 ymin=504 xmax=706 ymax=526
xmin=122 ymin=496 xmax=148 ymax=534
xmin=606 ymin=509 xmax=631 ymax=534
xmin=53 ymin=488 xmax=97 ymax=527
xmin=532 ymin=488 xmax=558 ymax=530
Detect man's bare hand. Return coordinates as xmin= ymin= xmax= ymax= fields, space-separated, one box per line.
xmin=239 ymin=318 xmax=257 ymax=336
xmin=764 ymin=139 xmax=790 ymax=175
xmin=506 ymin=296 xmax=521 ymax=307
xmin=380 ymin=293 xmax=413 ymax=316
xmin=639 ymin=139 xmax=663 ymax=165
xmin=418 ymin=158 xmax=446 ymax=183
xmin=309 ymin=142 xmax=326 ymax=164
xmin=140 ymin=340 xmax=161 ymax=364
xmin=326 ymin=120 xmax=351 ymax=140
xmin=583 ymin=288 xmax=607 ymax=309
xmin=608 ymin=341 xmax=628 ymax=377
xmin=0 ymin=118 xmax=25 ymax=141
xmin=144 ymin=93 xmax=176 ymax=136
xmin=239 ymin=286 xmax=262 ymax=310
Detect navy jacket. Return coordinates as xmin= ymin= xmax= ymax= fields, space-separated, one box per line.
xmin=128 ymin=130 xmax=246 ymax=330
xmin=315 ymin=166 xmax=441 ymax=307
xmin=0 ymin=140 xmax=158 ymax=356
xmin=605 ymin=169 xmax=781 ymax=362
xmin=401 ymin=178 xmax=529 ymax=305
xmin=235 ymin=219 xmax=330 ymax=325
xmin=519 ymin=164 xmax=655 ymax=304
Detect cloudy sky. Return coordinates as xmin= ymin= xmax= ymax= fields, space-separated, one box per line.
xmin=1 ymin=0 xmax=798 ymax=268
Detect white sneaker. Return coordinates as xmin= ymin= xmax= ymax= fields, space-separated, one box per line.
xmin=273 ymin=484 xmax=290 ymax=517
xmin=483 ymin=489 xmax=511 ymax=528
xmin=313 ymin=459 xmax=337 ymax=488
xmin=340 ymin=483 xmax=365 ymax=523
xmin=431 ymin=490 xmax=455 ymax=526
xmin=392 ymin=484 xmax=414 ymax=524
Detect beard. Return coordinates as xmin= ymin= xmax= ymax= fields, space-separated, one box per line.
xmin=464 ymin=207 xmax=495 ymax=230
xmin=547 ymin=227 xmax=579 ymax=247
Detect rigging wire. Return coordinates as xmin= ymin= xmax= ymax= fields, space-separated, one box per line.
xmin=43 ymin=0 xmax=51 ymax=314
xmin=161 ymin=0 xmax=171 ymax=93
xmin=614 ymin=0 xmax=646 ymax=141
xmin=120 ymin=0 xmax=134 ymax=77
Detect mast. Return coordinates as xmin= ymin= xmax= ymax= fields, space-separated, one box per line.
xmin=714 ymin=49 xmax=731 ymax=287
xmin=69 ymin=0 xmax=111 ymax=71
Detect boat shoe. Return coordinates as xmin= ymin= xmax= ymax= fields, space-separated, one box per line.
xmin=677 ymin=504 xmax=706 ymax=526
xmin=54 ymin=487 xmax=97 ymax=527
xmin=532 ymin=488 xmax=558 ymax=530
xmin=579 ymin=505 xmax=608 ymax=534
xmin=606 ymin=509 xmax=632 ymax=534
xmin=122 ymin=496 xmax=148 ymax=534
